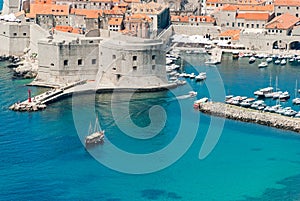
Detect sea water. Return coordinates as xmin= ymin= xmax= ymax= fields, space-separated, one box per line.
xmin=1 ymin=52 xmax=300 ymax=201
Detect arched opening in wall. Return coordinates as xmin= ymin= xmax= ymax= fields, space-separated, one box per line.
xmin=272 ymin=41 xmax=279 ymax=49
xmin=289 ymin=41 xmax=300 ymax=50
xmin=272 ymin=40 xmax=287 ymax=50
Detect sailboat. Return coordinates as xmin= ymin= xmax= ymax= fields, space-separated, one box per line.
xmin=85 ymin=117 xmax=105 ymax=147
xmin=293 ymin=80 xmax=300 ymax=105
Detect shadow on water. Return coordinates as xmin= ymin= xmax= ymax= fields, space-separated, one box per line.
xmin=238 ymin=174 xmax=300 ymax=201
xmin=140 ymin=189 xmax=182 ymax=200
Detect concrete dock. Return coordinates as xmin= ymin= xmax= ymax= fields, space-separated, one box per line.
xmin=197 ymin=101 xmax=300 ymax=133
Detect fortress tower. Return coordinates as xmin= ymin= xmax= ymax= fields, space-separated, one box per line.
xmin=2 ymin=0 xmax=22 ymax=14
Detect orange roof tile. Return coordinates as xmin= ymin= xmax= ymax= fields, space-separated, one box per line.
xmin=207 ymin=0 xmax=267 ymax=4
xmin=34 ymin=0 xmax=54 ymax=4
xmin=274 ymin=0 xmax=300 ymax=6
xmin=219 ymin=29 xmax=240 ymax=40
xmin=103 ymin=9 xmax=124 ymax=15
xmin=265 ymin=13 xmax=299 ymax=30
xmin=123 ymin=0 xmax=141 ymax=3
xmin=26 ymin=4 xmax=69 ymax=18
xmin=126 ymin=14 xmax=152 ymax=22
xmin=221 ymin=4 xmax=274 ymax=12
xmin=112 ymin=6 xmax=127 ymax=13
xmin=108 ymin=17 xmax=123 ymax=25
xmin=236 ymin=12 xmax=269 ymax=20
xmin=70 ymin=8 xmax=103 ymax=18
xmin=171 ymin=15 xmax=189 ymax=23
xmin=54 ymin=25 xmax=82 ymax=34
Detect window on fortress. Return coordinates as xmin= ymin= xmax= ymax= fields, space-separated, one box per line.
xmin=78 ymin=59 xmax=83 ymax=66
xmin=112 ymin=55 xmax=116 ymax=59
xmin=238 ymin=23 xmax=240 ymax=27
xmin=296 ymin=14 xmax=299 ymax=17
xmin=287 ymin=7 xmax=289 ymax=9
xmin=152 ymin=65 xmax=155 ymax=70
xmin=133 ymin=66 xmax=137 ymax=71
xmin=64 ymin=60 xmax=68 ymax=66
xmin=256 ymin=24 xmax=259 ymax=28
xmin=152 ymin=55 xmax=156 ymax=60
xmin=226 ymin=23 xmax=229 ymax=26
xmin=3 ymin=32 xmax=5 ymax=34
xmin=92 ymin=59 xmax=96 ymax=65
xmin=133 ymin=56 xmax=137 ymax=61
xmin=13 ymin=33 xmax=17 ymax=36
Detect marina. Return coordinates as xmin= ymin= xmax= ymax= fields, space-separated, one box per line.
xmin=196 ymin=101 xmax=300 ymax=133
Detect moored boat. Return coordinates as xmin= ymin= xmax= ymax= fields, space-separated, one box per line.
xmin=85 ymin=117 xmax=105 ymax=147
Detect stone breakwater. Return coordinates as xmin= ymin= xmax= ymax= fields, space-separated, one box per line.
xmin=198 ymin=102 xmax=300 ymax=133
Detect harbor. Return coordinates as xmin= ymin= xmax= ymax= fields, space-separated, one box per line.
xmin=196 ymin=101 xmax=300 ymax=133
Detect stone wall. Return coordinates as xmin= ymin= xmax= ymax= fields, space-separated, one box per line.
xmin=0 ymin=22 xmax=30 ymax=56
xmin=172 ymin=25 xmax=220 ymax=38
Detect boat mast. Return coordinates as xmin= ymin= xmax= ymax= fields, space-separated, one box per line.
xmin=94 ymin=116 xmax=100 ymax=133
xmin=295 ymin=80 xmax=298 ymax=98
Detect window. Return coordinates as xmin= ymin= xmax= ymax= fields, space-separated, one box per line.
xmin=112 ymin=67 xmax=116 ymax=70
xmin=226 ymin=22 xmax=229 ymax=26
xmin=116 ymin=74 xmax=121 ymax=80
xmin=152 ymin=55 xmax=156 ymax=60
xmin=112 ymin=55 xmax=116 ymax=59
xmin=251 ymin=24 xmax=254 ymax=28
xmin=232 ymin=22 xmax=234 ymax=27
xmin=296 ymin=14 xmax=299 ymax=17
xmin=280 ymin=30 xmax=282 ymax=33
xmin=238 ymin=22 xmax=240 ymax=27
xmin=152 ymin=65 xmax=155 ymax=70
xmin=246 ymin=24 xmax=249 ymax=28
xmin=278 ymin=6 xmax=281 ymax=9
xmin=51 ymin=63 xmax=54 ymax=66
xmin=3 ymin=32 xmax=5 ymax=34
xmin=241 ymin=23 xmax=244 ymax=27
xmin=287 ymin=6 xmax=289 ymax=9
xmin=256 ymin=24 xmax=259 ymax=28
xmin=13 ymin=33 xmax=17 ymax=36
xmin=133 ymin=56 xmax=137 ymax=61
xmin=267 ymin=43 xmax=269 ymax=46
xmin=133 ymin=66 xmax=137 ymax=71
xmin=78 ymin=59 xmax=83 ymax=65
xmin=64 ymin=60 xmax=68 ymax=66
xmin=92 ymin=59 xmax=96 ymax=65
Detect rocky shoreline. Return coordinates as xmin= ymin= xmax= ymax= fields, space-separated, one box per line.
xmin=198 ymin=102 xmax=300 ymax=133
xmin=1 ymin=54 xmax=38 ymax=79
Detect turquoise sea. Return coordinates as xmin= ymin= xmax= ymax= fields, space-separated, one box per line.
xmin=1 ymin=50 xmax=300 ymax=201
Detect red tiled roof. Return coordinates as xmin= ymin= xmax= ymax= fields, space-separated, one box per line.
xmin=207 ymin=0 xmax=267 ymax=4
xmin=108 ymin=17 xmax=123 ymax=25
xmin=221 ymin=4 xmax=274 ymax=12
xmin=236 ymin=12 xmax=269 ymax=21
xmin=171 ymin=15 xmax=189 ymax=23
xmin=274 ymin=0 xmax=300 ymax=6
xmin=26 ymin=4 xmax=69 ymax=18
xmin=219 ymin=29 xmax=240 ymax=40
xmin=70 ymin=9 xmax=103 ymax=18
xmin=265 ymin=13 xmax=299 ymax=30
xmin=54 ymin=26 xmax=82 ymax=34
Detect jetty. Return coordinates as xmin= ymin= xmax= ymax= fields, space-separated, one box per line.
xmin=205 ymin=48 xmax=222 ymax=64
xmin=9 ymin=80 xmax=86 ymax=112
xmin=196 ymin=101 xmax=300 ymax=133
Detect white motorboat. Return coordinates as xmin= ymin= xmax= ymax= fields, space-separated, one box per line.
xmin=249 ymin=56 xmax=256 ymax=64
xmin=274 ymin=60 xmax=280 ymax=65
xmin=280 ymin=59 xmax=287 ymax=65
xmin=258 ymin=62 xmax=268 ymax=68
xmin=189 ymin=73 xmax=196 ymax=79
xmin=266 ymin=57 xmax=273 ymax=63
xmin=189 ymin=91 xmax=197 ymax=97
xmin=195 ymin=72 xmax=207 ymax=81
xmin=279 ymin=91 xmax=290 ymax=100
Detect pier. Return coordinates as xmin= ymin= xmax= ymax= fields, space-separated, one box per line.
xmin=9 ymin=80 xmax=87 ymax=112
xmin=205 ymin=48 xmax=222 ymax=64
xmin=197 ymin=101 xmax=300 ymax=133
